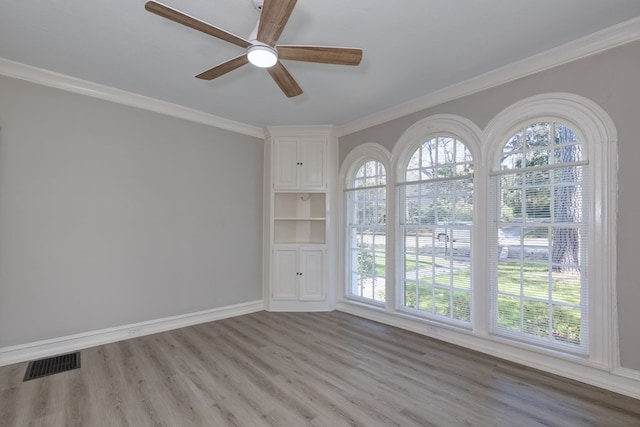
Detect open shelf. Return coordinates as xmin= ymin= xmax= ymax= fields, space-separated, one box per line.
xmin=274 ymin=193 xmax=325 ymax=219
xmin=273 ymin=192 xmax=326 ymax=244
xmin=274 ymin=219 xmax=325 ymax=244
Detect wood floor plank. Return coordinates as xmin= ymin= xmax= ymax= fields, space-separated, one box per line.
xmin=1 ymin=311 xmax=639 ymax=426
xmin=169 ymin=327 xmax=312 ymax=426
xmin=279 ymin=313 xmax=527 ymax=425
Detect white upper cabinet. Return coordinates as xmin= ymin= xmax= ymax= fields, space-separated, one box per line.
xmin=273 ymin=137 xmax=326 ymax=190
xmin=273 ymin=138 xmax=298 ymax=188
xmin=297 ymin=138 xmax=325 ymax=189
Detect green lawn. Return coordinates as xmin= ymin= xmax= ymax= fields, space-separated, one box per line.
xmin=495 ymin=261 xmax=582 ymax=345
xmin=403 ymin=254 xmax=472 ymax=321
xmin=402 ymin=257 xmax=581 ymax=345
xmin=358 ymin=249 xmax=582 ymax=345
xmin=496 ymin=261 xmax=581 ymax=305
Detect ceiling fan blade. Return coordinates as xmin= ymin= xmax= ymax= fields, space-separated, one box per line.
xmin=267 ymin=62 xmax=303 ymax=98
xmin=277 ymin=46 xmax=363 ymax=66
xmin=257 ymin=0 xmax=297 ymax=47
xmin=195 ymin=55 xmax=249 ymax=80
xmin=145 ymin=1 xmax=251 ymax=49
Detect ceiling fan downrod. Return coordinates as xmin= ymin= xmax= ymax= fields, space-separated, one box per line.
xmin=252 ymin=0 xmax=263 ymax=12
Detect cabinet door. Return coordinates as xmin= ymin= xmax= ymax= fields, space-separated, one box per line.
xmin=299 ymin=248 xmax=325 ymax=301
xmin=298 ymin=138 xmax=326 ymax=189
xmin=273 ymin=139 xmax=299 ymax=189
xmin=272 ymin=249 xmax=298 ymax=300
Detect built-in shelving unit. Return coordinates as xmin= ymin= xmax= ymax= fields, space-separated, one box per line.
xmin=263 ymin=126 xmax=337 ymax=311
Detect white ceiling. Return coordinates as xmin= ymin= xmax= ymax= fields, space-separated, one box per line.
xmin=2 ymin=0 xmax=640 ymax=129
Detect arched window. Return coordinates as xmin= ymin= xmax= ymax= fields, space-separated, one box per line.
xmin=346 ymin=159 xmax=387 ymax=303
xmin=399 ymin=136 xmax=474 ymax=324
xmin=490 ymin=121 xmax=589 ymax=352
xmin=339 ymin=97 xmax=615 ymax=371
xmin=484 ymin=93 xmax=617 ymax=363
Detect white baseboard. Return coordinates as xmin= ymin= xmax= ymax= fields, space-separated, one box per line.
xmin=5 ymin=299 xmax=639 ymax=400
xmin=0 ymin=300 xmax=264 ymax=367
xmin=336 ymin=301 xmax=640 ymax=400
xmin=613 ymin=366 xmax=640 ymax=382
xmin=265 ymin=299 xmax=334 ymax=312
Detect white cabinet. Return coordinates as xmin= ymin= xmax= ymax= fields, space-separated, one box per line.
xmin=264 ymin=127 xmax=336 ymax=312
xmin=272 ymin=249 xmax=297 ymax=300
xmin=273 ymin=138 xmax=326 ymax=190
xmin=299 ymin=248 xmax=325 ymax=300
xmin=272 ymin=247 xmax=325 ymax=301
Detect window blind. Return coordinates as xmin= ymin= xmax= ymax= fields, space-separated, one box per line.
xmin=489 ymin=163 xmax=589 ymax=353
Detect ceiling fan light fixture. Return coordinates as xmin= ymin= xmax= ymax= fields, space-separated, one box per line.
xmin=247 ymin=45 xmax=278 ymax=68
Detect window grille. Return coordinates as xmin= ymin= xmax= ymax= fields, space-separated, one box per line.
xmin=346 ymin=160 xmax=387 ymax=303
xmin=399 ymin=136 xmax=473 ymax=324
xmin=489 ymin=122 xmax=589 ymax=353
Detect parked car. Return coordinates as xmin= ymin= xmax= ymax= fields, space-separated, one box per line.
xmin=433 ymin=222 xmax=505 ymax=243
xmin=433 ymin=222 xmax=470 ymax=242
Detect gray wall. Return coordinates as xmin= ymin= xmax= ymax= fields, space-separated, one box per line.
xmin=0 ymin=76 xmax=263 ymax=347
xmin=340 ymin=40 xmax=640 ymax=371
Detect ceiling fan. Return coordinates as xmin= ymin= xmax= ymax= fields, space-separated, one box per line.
xmin=145 ymin=0 xmax=363 ymax=97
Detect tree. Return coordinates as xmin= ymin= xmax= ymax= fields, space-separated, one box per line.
xmin=501 ymin=123 xmax=552 ymax=219
xmin=357 ymin=251 xmax=374 ymax=274
xmin=551 ymin=127 xmax=581 ymax=272
xmin=500 ymin=123 xmax=582 ymax=272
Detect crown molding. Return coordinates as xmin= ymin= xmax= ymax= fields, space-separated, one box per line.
xmin=3 ymin=15 xmax=639 ymax=140
xmin=264 ymin=124 xmax=337 ymax=138
xmin=336 ymin=16 xmax=640 ymax=137
xmin=0 ymin=58 xmax=264 ymax=139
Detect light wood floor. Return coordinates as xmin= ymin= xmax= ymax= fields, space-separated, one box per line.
xmin=1 ymin=311 xmax=639 ymax=426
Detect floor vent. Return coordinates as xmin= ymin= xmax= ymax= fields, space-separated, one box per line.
xmin=23 ymin=351 xmax=81 ymax=381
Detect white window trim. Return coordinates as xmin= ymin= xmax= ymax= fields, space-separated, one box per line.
xmin=391 ymin=115 xmax=483 ymax=320
xmin=338 ymin=143 xmax=393 ymax=309
xmin=482 ymin=93 xmax=618 ymax=369
xmin=392 ymin=115 xmax=483 ymax=178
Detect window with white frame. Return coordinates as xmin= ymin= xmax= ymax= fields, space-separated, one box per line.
xmin=346 ymin=159 xmax=387 ymax=303
xmin=399 ymin=136 xmax=474 ymax=323
xmin=490 ymin=121 xmax=589 ymax=352
xmin=340 ymin=95 xmax=616 ymax=364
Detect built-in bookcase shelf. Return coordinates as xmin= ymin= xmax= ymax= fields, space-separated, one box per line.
xmin=274 ymin=193 xmax=326 ymax=244
xmin=274 ymin=193 xmax=325 ymax=219
xmin=265 ymin=130 xmax=334 ymax=309
xmin=274 ymin=220 xmax=325 ymax=244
